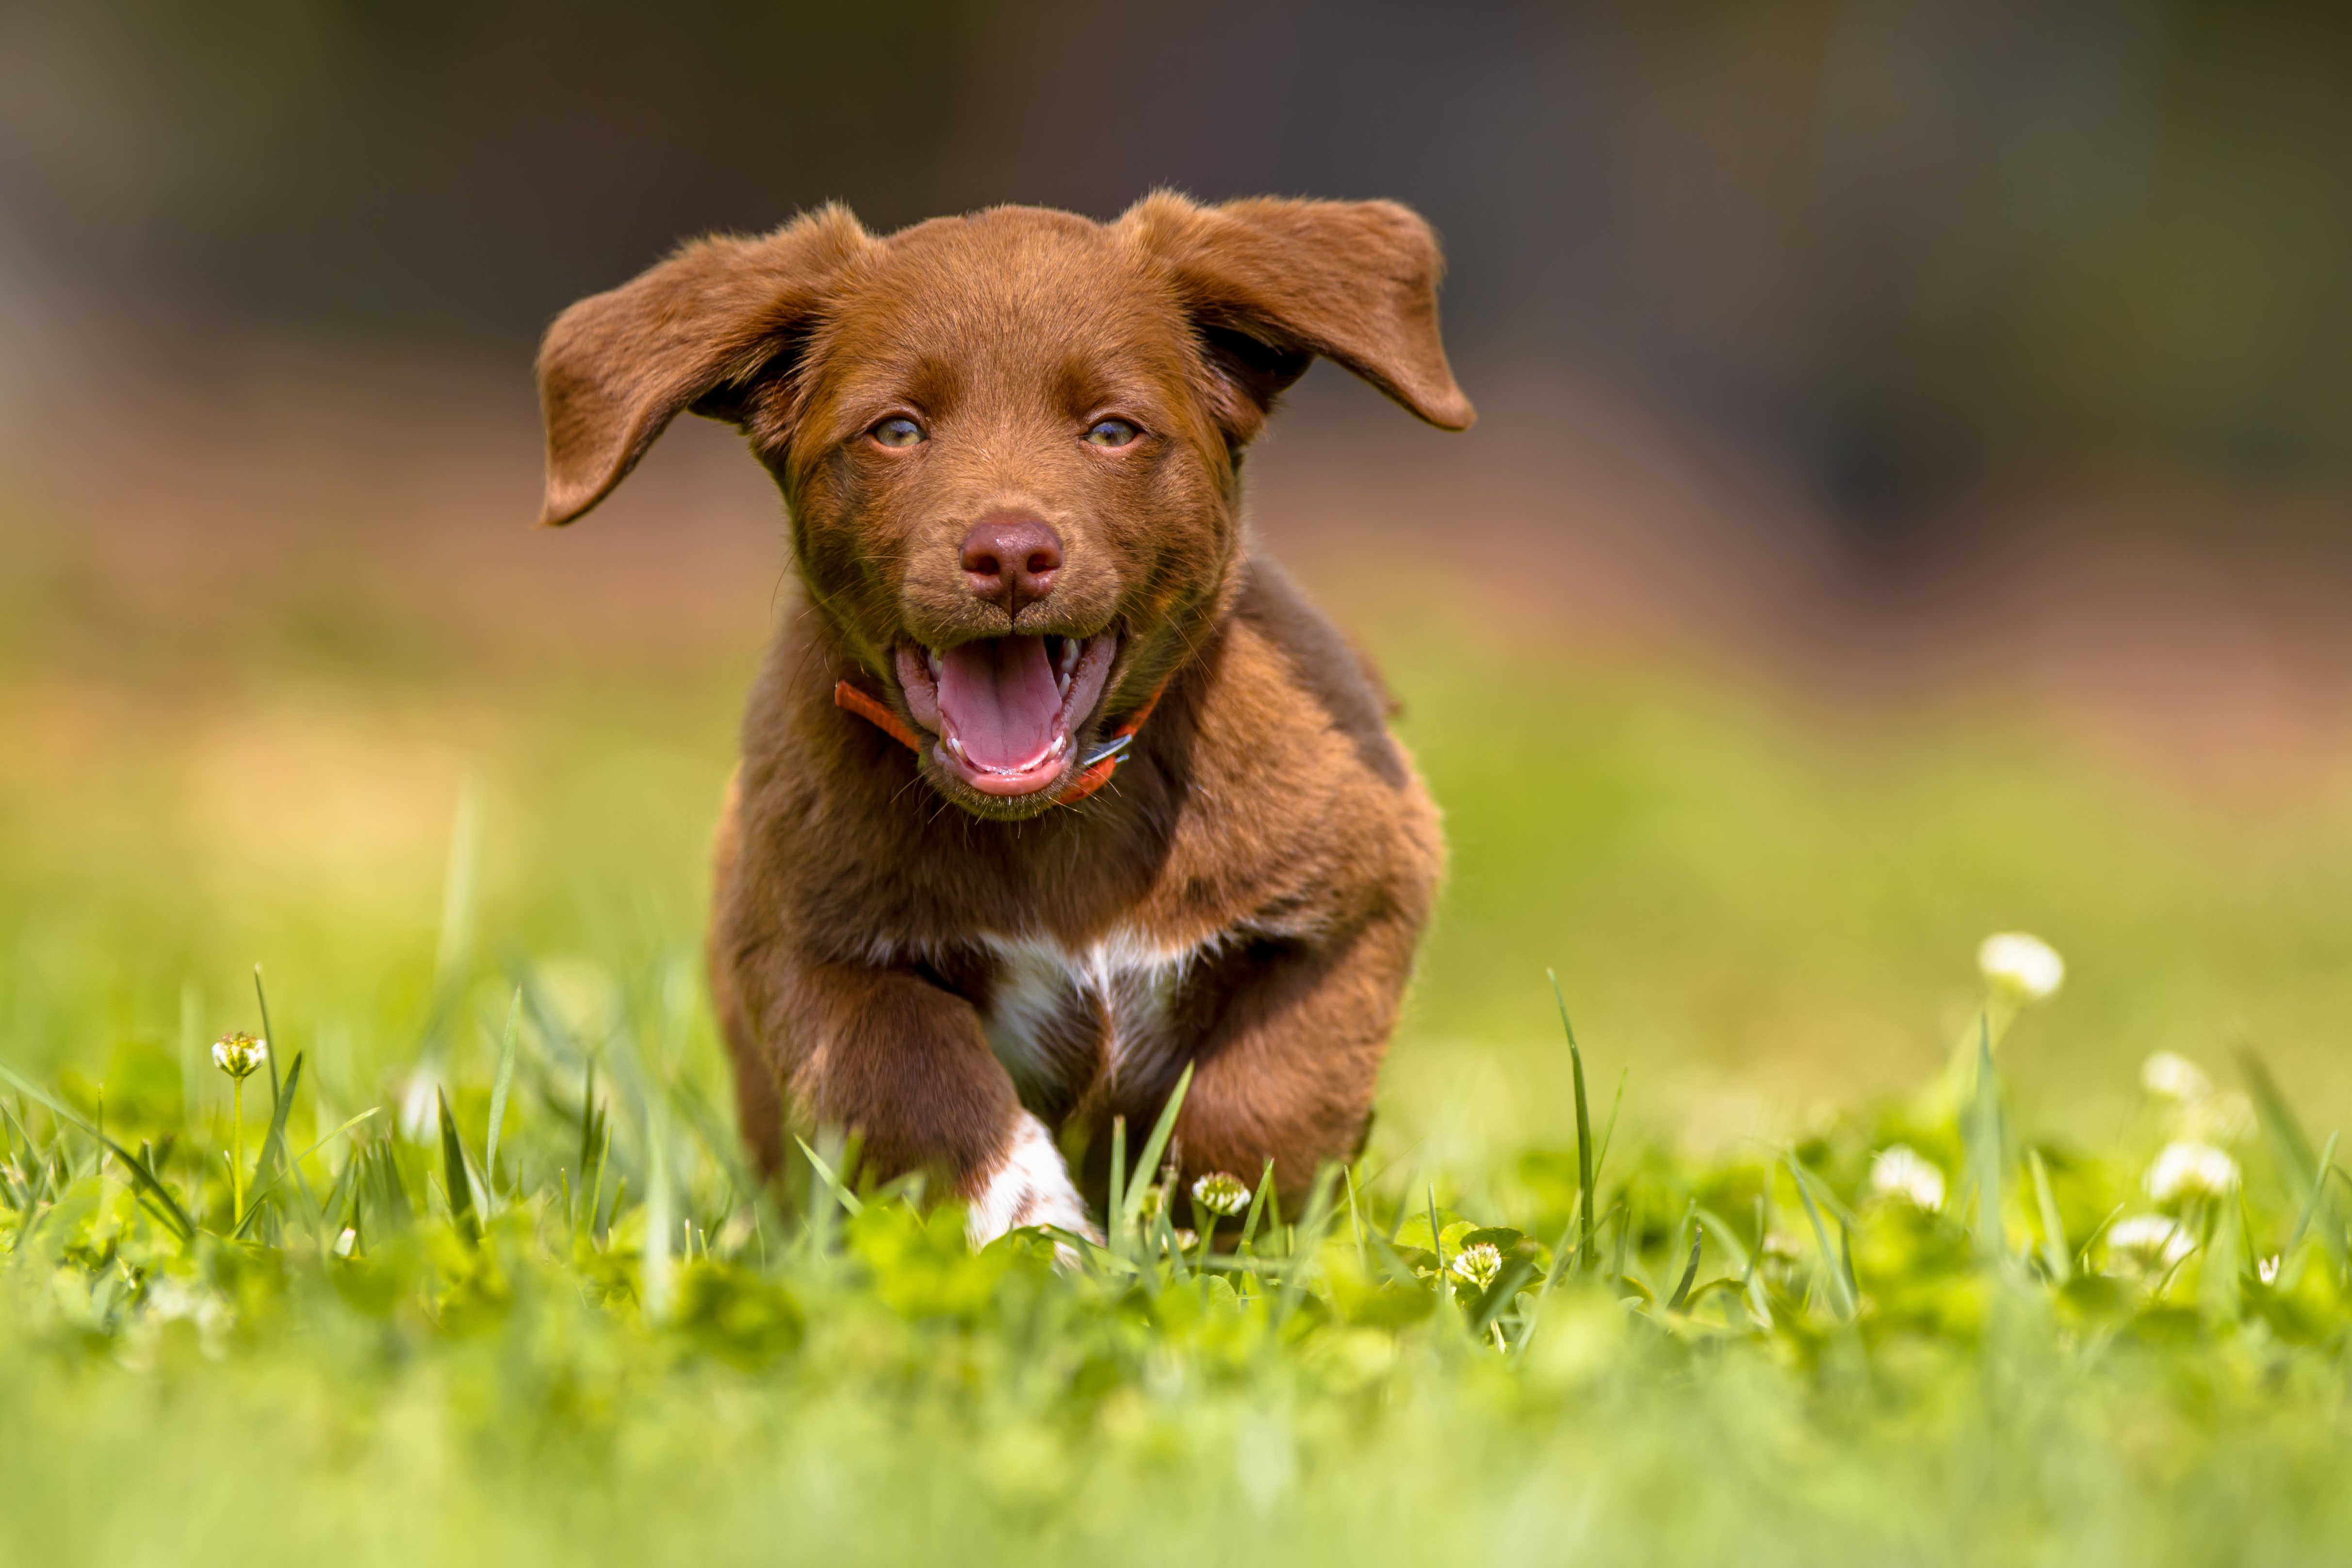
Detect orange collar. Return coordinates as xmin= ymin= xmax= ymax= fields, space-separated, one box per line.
xmin=833 ymin=669 xmax=1168 ymax=807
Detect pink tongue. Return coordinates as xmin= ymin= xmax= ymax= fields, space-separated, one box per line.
xmin=937 ymin=637 xmax=1062 ymax=772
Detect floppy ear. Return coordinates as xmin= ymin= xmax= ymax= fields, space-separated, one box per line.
xmin=1122 ymin=192 xmax=1475 ymax=442
xmin=535 ymin=205 xmax=869 ymax=525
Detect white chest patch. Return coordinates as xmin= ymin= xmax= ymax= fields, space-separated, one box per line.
xmin=978 ymin=929 xmax=1206 ymax=1105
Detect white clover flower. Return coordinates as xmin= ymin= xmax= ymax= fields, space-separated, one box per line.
xmin=1191 ymin=1171 xmax=1250 ymax=1217
xmin=2104 ymin=1214 xmax=2192 ymax=1272
xmin=2140 ymin=1052 xmax=2213 ymax=1104
xmin=1169 ymin=1227 xmax=1198 ymax=1252
xmin=211 ymin=1032 xmax=267 ymax=1081
xmin=1450 ymin=1241 xmax=1503 ymax=1290
xmin=1978 ymin=933 xmax=2064 ymax=1005
xmin=1869 ymin=1145 xmax=1946 ymax=1212
xmin=2147 ymin=1140 xmax=2238 ymax=1203
xmin=333 ymin=1227 xmax=358 ymax=1258
xmin=2258 ymin=1255 xmax=2281 ymax=1286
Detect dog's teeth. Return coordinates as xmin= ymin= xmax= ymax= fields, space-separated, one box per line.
xmin=1057 ymin=672 xmax=1071 ymax=700
xmin=1048 ymin=734 xmax=1066 ymax=757
xmin=926 ymin=648 xmax=941 ymax=679
xmin=944 ymin=735 xmax=964 ymax=759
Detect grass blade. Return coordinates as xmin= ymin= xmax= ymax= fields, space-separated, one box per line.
xmin=795 ymin=1136 xmax=865 ymax=1217
xmin=1342 ymin=1164 xmax=1367 ymax=1272
xmin=485 ymin=988 xmax=521 ymax=1205
xmin=437 ymin=1088 xmax=480 ymax=1245
xmin=1237 ymin=1159 xmax=1275 ymax=1257
xmin=0 ymin=1061 xmax=194 ymax=1241
xmin=1965 ymin=1016 xmax=2006 ymax=1263
xmin=591 ymin=1120 xmax=615 ymax=1241
xmin=2240 ymin=1048 xmax=2318 ymax=1174
xmin=245 ymin=1051 xmax=305 ymax=1232
xmin=1589 ymin=1071 xmax=1628 ymax=1195
xmin=1425 ymin=1181 xmax=1450 ymax=1313
xmin=577 ymin=1058 xmax=601 ymax=1207
xmin=1473 ymin=1254 xmax=1540 ymax=1339
xmin=1274 ymin=1163 xmax=1340 ymax=1325
xmin=2028 ymin=1149 xmax=2071 ymax=1284
xmin=2075 ymin=1201 xmax=2127 ymax=1276
xmin=1511 ymin=1200 xmax=1597 ymax=1361
xmin=235 ymin=1108 xmax=381 ymax=1240
xmin=1666 ymin=1203 xmax=1703 ymax=1311
xmin=1785 ymin=1154 xmax=1857 ymax=1321
xmin=1158 ymin=1202 xmax=1190 ymax=1283
xmin=1548 ymin=969 xmax=1595 ymax=1269
xmin=253 ymin=963 xmax=282 ymax=1113
xmin=1041 ymin=1223 xmax=1116 ymax=1271
xmin=1695 ymin=1204 xmax=1772 ymax=1330
xmin=1120 ymin=1062 xmax=1195 ymax=1229
xmin=1107 ymin=1114 xmax=1127 ymax=1248
xmin=2240 ymin=1048 xmax=2346 ymax=1266
xmin=2282 ymin=1129 xmax=2342 ymax=1264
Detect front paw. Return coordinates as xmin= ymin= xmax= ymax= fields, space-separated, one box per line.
xmin=966 ymin=1111 xmax=1098 ymax=1251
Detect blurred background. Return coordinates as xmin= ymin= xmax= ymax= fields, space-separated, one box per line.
xmin=3 ymin=1 xmax=2351 ymax=1166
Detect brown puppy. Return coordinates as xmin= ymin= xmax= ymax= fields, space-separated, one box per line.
xmin=536 ymin=193 xmax=1471 ymax=1242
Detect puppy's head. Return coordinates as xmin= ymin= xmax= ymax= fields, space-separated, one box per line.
xmin=537 ymin=194 xmax=1471 ymax=818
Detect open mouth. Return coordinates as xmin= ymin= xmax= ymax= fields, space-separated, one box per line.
xmin=895 ymin=633 xmax=1117 ymax=797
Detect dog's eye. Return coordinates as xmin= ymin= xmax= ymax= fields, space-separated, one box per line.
xmin=870 ymin=416 xmax=926 ymax=449
xmin=1084 ymin=418 xmax=1141 ymax=448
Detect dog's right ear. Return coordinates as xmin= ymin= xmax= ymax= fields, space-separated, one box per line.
xmin=535 ymin=206 xmax=869 ymax=526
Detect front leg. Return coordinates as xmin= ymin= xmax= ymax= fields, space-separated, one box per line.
xmin=725 ymin=943 xmax=1094 ymax=1246
xmin=1127 ymin=913 xmax=1423 ymax=1218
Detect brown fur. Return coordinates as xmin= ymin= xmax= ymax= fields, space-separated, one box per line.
xmin=537 ymin=193 xmax=1470 ymax=1228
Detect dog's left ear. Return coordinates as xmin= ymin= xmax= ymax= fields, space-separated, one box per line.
xmin=536 ymin=205 xmax=869 ymax=526
xmin=1123 ymin=193 xmax=1475 ymax=443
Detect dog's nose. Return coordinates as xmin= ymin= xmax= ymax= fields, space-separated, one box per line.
xmin=961 ymin=514 xmax=1063 ymax=616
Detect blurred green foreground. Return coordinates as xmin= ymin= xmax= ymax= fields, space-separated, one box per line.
xmin=3 ymin=552 xmax=2352 ymax=1564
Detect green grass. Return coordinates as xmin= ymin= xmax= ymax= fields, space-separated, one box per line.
xmin=6 ymin=572 xmax=2352 ymax=1563
xmin=3 ymin=939 xmax=2349 ymax=1566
